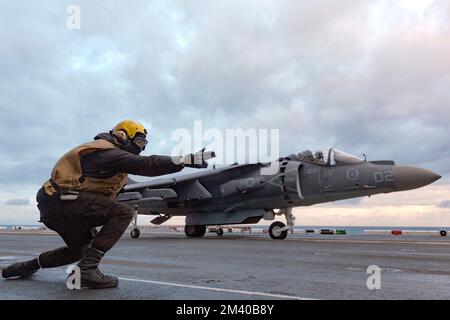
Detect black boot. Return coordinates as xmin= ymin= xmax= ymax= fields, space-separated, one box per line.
xmin=77 ymin=246 xmax=118 ymax=289
xmin=2 ymin=258 xmax=40 ymax=279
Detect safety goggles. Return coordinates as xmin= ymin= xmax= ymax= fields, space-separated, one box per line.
xmin=133 ymin=135 xmax=148 ymax=150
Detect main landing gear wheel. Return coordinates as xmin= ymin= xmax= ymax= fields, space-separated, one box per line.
xmin=185 ymin=225 xmax=206 ymax=238
xmin=130 ymin=228 xmax=140 ymax=239
xmin=269 ymin=221 xmax=288 ymax=240
xmin=216 ymin=228 xmax=224 ymax=236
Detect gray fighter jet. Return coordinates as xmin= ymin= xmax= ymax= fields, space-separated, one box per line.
xmin=117 ymin=148 xmax=441 ymax=240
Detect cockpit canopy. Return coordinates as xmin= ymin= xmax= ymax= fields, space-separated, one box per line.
xmin=296 ymin=148 xmax=363 ymax=166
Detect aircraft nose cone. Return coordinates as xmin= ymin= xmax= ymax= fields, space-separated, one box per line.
xmin=393 ymin=166 xmax=441 ymax=191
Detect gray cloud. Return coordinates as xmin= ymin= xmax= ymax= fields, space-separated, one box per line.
xmin=4 ymin=198 xmax=30 ymax=206
xmin=0 ymin=0 xmax=449 ymax=192
xmin=438 ymin=200 xmax=450 ymax=209
xmin=321 ymin=197 xmax=363 ymax=207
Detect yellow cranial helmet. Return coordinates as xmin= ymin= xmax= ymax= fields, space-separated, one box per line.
xmin=112 ymin=120 xmax=147 ymax=139
xmin=112 ymin=120 xmax=148 ymax=154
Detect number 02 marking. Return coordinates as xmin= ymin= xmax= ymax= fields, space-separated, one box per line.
xmin=374 ymin=171 xmax=394 ymax=183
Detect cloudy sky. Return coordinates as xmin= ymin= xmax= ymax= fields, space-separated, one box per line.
xmin=0 ymin=0 xmax=449 ymax=226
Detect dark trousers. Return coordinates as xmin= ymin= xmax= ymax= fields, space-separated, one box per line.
xmin=36 ymin=187 xmax=133 ymax=268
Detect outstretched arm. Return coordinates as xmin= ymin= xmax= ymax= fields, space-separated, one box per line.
xmin=80 ymin=149 xmax=184 ymax=177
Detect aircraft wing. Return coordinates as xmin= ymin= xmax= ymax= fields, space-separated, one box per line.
xmin=123 ymin=163 xmax=266 ymax=192
xmin=124 ymin=176 xmax=177 ymax=191
xmin=119 ymin=162 xmax=268 ymax=219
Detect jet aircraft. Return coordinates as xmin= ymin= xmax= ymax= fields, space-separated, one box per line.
xmin=117 ymin=148 xmax=441 ymax=239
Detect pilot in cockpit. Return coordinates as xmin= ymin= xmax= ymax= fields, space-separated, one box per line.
xmin=314 ymin=151 xmax=325 ymax=164
xmin=298 ymin=150 xmax=314 ymax=162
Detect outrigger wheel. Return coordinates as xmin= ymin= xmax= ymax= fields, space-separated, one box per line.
xmin=130 ymin=228 xmax=140 ymax=239
xmin=185 ymin=225 xmax=206 ymax=238
xmin=130 ymin=205 xmax=140 ymax=239
xmin=269 ymin=221 xmax=288 ymax=240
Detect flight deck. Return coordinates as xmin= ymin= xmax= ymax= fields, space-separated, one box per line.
xmin=1 ymin=230 xmax=450 ymax=300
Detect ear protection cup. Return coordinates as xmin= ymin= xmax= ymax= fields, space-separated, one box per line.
xmin=113 ymin=130 xmax=128 ymax=144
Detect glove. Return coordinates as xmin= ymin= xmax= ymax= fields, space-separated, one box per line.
xmin=182 ymin=148 xmax=215 ymax=168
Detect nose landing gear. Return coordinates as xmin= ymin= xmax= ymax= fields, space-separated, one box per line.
xmin=269 ymin=207 xmax=295 ymax=240
xmin=269 ymin=221 xmax=288 ymax=239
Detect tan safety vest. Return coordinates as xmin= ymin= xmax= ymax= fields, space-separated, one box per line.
xmin=43 ymin=139 xmax=128 ymax=199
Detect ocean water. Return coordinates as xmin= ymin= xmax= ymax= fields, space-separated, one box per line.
xmin=290 ymin=226 xmax=450 ymax=235
xmin=0 ymin=224 xmax=44 ymax=230
xmin=1 ymin=224 xmax=449 ymax=235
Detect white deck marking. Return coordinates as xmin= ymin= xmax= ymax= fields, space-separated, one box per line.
xmin=119 ymin=277 xmax=315 ymax=300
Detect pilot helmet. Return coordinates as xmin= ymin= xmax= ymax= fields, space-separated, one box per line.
xmin=315 ymin=151 xmax=324 ymax=159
